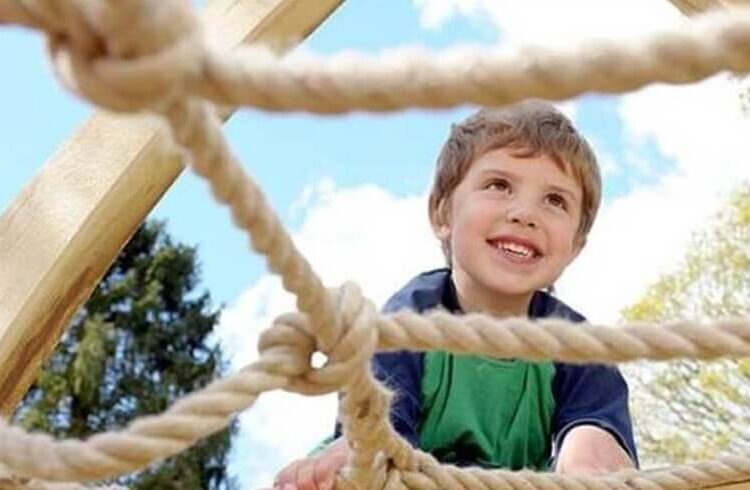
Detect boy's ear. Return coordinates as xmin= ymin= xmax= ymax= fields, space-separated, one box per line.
xmin=571 ymin=235 xmax=587 ymax=260
xmin=433 ymin=222 xmax=451 ymax=240
xmin=430 ymin=200 xmax=452 ymax=240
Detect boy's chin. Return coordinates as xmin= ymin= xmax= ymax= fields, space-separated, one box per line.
xmin=483 ymin=271 xmax=546 ymax=296
xmin=476 ymin=278 xmax=539 ymax=302
xmin=489 ymin=284 xmax=538 ymax=298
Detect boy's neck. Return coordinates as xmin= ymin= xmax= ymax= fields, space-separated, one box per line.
xmin=452 ymin=273 xmax=534 ymax=318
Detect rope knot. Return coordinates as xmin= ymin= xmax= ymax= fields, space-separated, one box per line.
xmin=41 ymin=0 xmax=203 ymax=112
xmin=257 ymin=282 xmax=380 ymax=396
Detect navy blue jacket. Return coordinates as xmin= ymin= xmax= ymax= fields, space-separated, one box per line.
xmin=335 ymin=268 xmax=638 ymax=467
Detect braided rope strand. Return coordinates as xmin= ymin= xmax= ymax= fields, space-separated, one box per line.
xmin=4 ymin=2 xmax=750 ymax=115
xmin=376 ymin=311 xmax=750 ymax=362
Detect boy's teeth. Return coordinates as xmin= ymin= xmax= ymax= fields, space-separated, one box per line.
xmin=499 ymin=241 xmax=533 ymax=257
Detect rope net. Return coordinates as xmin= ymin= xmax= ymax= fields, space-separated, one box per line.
xmin=2 ymin=0 xmax=750 ymax=488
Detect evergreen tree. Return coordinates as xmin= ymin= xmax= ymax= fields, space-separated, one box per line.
xmin=14 ymin=220 xmax=237 ymax=489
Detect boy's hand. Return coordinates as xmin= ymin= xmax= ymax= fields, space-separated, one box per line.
xmin=555 ymin=425 xmax=634 ymax=476
xmin=273 ymin=438 xmax=351 ymax=490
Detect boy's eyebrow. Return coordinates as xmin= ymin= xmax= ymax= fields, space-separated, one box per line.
xmin=477 ymin=168 xmax=581 ymax=202
xmin=476 ymin=168 xmax=516 ymax=180
xmin=546 ymin=184 xmax=579 ymax=200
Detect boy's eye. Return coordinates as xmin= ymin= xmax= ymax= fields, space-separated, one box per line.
xmin=546 ymin=193 xmax=568 ymax=210
xmin=486 ymin=178 xmax=510 ymax=192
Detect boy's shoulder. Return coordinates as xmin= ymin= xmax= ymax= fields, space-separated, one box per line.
xmin=529 ymin=290 xmax=587 ymax=323
xmin=382 ymin=268 xmax=451 ymax=314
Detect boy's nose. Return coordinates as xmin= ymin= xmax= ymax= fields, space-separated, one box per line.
xmin=506 ymin=203 xmax=538 ymax=228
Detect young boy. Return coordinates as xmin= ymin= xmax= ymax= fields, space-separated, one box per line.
xmin=274 ymin=101 xmax=637 ymax=490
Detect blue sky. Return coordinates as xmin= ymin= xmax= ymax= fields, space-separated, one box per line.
xmin=2 ymin=1 xmax=750 ymax=488
xmin=151 ymin=0 xmax=503 ymax=305
xmin=0 ymin=1 xmax=494 ymax=305
xmin=1 ymin=0 xmax=671 ymax=307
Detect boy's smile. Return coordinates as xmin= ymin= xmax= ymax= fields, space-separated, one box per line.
xmin=434 ymin=147 xmax=584 ymax=317
xmin=489 ymin=235 xmax=542 ymax=265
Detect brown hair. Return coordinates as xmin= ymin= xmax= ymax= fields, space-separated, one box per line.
xmin=428 ymin=100 xmax=602 ymax=262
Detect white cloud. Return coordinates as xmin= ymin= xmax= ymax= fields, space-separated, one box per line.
xmin=216 ymin=183 xmax=443 ymax=489
xmin=412 ymin=0 xmax=687 ymax=46
xmin=558 ymin=75 xmax=750 ymax=323
xmin=412 ymin=0 xmax=479 ymax=30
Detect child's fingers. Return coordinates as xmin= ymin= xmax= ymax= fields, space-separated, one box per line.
xmin=313 ymin=460 xmax=334 ymax=490
xmin=316 ymin=471 xmax=336 ymax=490
xmin=295 ymin=459 xmax=319 ymax=490
xmin=274 ymin=459 xmax=302 ymax=488
xmin=313 ymin=449 xmax=348 ymax=490
xmin=313 ymin=461 xmax=332 ymax=490
xmin=274 ymin=439 xmax=350 ymax=490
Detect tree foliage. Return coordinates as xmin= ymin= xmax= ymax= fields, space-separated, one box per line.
xmin=622 ymin=186 xmax=750 ymax=466
xmin=13 ymin=221 xmax=237 ymax=489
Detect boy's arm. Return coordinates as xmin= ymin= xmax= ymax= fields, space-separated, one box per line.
xmin=368 ymin=351 xmax=424 ymax=446
xmin=555 ymin=425 xmax=634 ymax=475
xmin=551 ymin=363 xmax=638 ymax=470
xmin=333 ymin=351 xmax=424 ymax=447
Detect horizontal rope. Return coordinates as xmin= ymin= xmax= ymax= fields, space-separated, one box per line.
xmin=377 ymin=310 xmax=750 ymax=362
xmin=2 ymin=1 xmax=750 ymax=115
xmin=191 ymin=8 xmax=750 ymax=113
xmin=3 ymin=300 xmax=750 ymax=483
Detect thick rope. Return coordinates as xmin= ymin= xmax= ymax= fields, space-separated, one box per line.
xmin=189 ymin=8 xmax=750 ymax=113
xmin=377 ymin=311 xmax=750 ymax=362
xmin=2 ymin=0 xmax=750 ymax=488
xmin=157 ymin=99 xmax=341 ymax=347
xmin=3 ymin=1 xmax=750 ymax=114
xmin=0 ymin=463 xmax=75 ymax=490
xmin=0 ymin=464 xmax=125 ymax=489
xmin=394 ymin=452 xmax=750 ymax=490
xmin=3 ymin=295 xmax=750 ymax=484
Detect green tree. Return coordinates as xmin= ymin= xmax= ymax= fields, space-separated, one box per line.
xmin=622 ymin=185 xmax=750 ymax=466
xmin=13 ymin=220 xmax=237 ymax=489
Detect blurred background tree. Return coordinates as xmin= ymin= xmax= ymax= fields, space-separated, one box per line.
xmin=623 ymin=185 xmax=750 ymax=466
xmin=13 ymin=220 xmax=237 ymax=489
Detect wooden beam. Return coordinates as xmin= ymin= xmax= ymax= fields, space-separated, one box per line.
xmin=0 ymin=0 xmax=343 ymax=415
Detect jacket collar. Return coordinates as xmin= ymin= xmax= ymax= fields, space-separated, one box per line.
xmin=383 ymin=268 xmax=585 ymax=323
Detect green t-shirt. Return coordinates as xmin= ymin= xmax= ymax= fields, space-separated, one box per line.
xmin=419 ymin=352 xmax=555 ymax=470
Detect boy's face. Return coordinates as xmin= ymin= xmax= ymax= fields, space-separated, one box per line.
xmin=434 ymin=148 xmax=584 ymax=307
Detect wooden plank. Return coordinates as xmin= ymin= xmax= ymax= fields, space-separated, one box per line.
xmin=0 ymin=0 xmax=343 ymax=415
xmin=204 ymin=0 xmax=342 ymax=50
